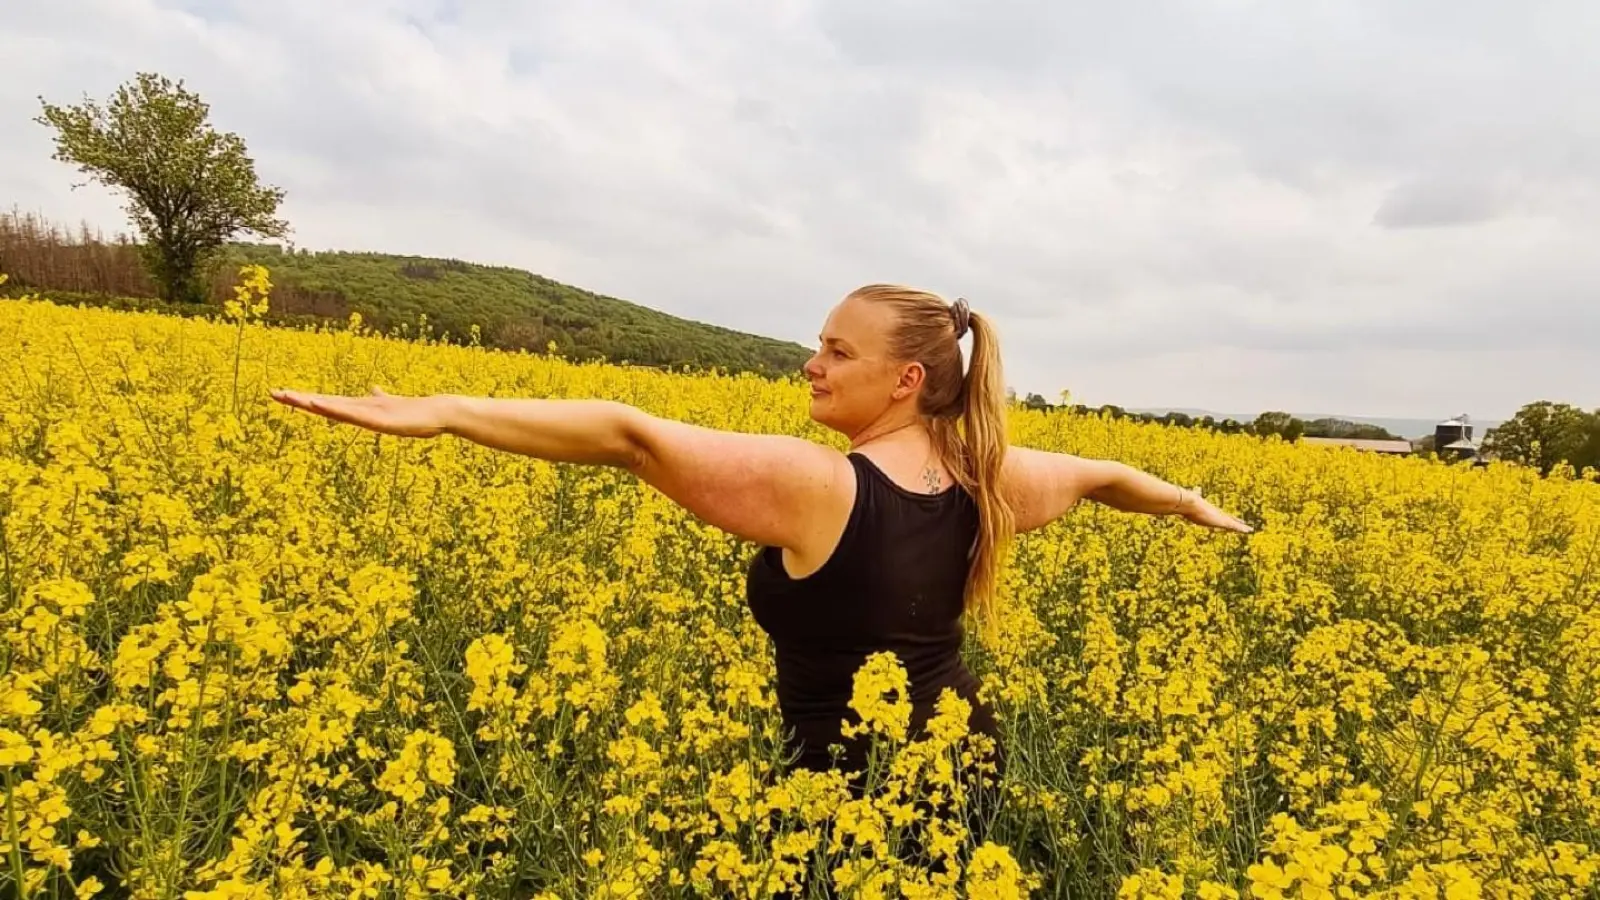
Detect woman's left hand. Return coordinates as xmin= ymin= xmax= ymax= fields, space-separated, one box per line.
xmin=1179 ymin=490 xmax=1254 ymax=534
xmin=270 ymin=386 xmax=450 ymax=438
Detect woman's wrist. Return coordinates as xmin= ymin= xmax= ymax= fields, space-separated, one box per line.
xmin=1168 ymin=484 xmax=1191 ymax=515
xmin=433 ymin=393 xmax=468 ymax=436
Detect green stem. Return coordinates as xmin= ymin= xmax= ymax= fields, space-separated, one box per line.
xmin=231 ymin=319 xmax=245 ymax=419
xmin=5 ymin=769 xmax=29 ymax=900
xmin=1385 ymin=668 xmax=1469 ymax=874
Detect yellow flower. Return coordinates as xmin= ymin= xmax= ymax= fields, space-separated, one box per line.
xmin=376 ymin=730 xmax=456 ymax=803
xmin=965 ymin=842 xmax=1029 ymax=900
xmin=1118 ymin=868 xmax=1186 ymax=899
xmin=841 ymin=650 xmax=912 ymax=743
xmin=224 ymin=264 xmax=272 ymax=322
xmin=2 ymin=261 xmax=1596 ymax=898
xmin=0 ymin=729 xmax=33 ymax=766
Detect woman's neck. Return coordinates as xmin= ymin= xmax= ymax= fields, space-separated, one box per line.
xmin=848 ymin=413 xmax=927 ymax=452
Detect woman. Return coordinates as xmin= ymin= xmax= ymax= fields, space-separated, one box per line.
xmin=269 ymin=283 xmax=1251 ymax=817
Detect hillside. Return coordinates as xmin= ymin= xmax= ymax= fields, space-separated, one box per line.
xmin=223 ymin=245 xmax=812 ymax=374
xmin=0 ymin=212 xmax=813 ymax=376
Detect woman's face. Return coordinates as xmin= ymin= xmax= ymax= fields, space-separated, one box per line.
xmin=803 ymin=297 xmax=920 ymax=436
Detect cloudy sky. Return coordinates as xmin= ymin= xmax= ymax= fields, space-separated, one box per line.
xmin=6 ymin=1 xmax=1597 ymax=420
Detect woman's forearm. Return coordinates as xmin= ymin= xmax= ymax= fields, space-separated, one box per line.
xmin=438 ymin=395 xmax=642 ymax=468
xmin=1088 ymin=462 xmax=1193 ymax=516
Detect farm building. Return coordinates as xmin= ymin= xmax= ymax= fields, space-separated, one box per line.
xmin=1434 ymin=414 xmax=1492 ymax=466
xmin=1301 ymin=437 xmax=1415 ymax=455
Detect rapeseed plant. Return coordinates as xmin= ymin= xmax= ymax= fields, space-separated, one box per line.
xmin=0 ymin=269 xmax=1596 ymax=897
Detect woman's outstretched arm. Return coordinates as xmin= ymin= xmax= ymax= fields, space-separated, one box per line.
xmin=1002 ymin=446 xmax=1253 ymax=534
xmin=268 ymin=387 xmax=851 ymax=550
xmin=443 ymin=395 xmax=645 ymax=467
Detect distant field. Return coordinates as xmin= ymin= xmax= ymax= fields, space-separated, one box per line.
xmin=0 ymin=285 xmax=1596 ymax=898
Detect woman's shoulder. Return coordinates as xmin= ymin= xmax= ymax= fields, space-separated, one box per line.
xmin=621 ymin=419 xmax=856 ymax=552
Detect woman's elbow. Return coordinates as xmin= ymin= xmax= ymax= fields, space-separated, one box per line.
xmin=615 ymin=403 xmax=672 ymax=473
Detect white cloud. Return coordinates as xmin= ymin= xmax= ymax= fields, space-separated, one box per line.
xmin=4 ymin=0 xmax=1597 ymax=420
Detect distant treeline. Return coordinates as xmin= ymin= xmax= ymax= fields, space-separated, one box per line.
xmin=0 ymin=211 xmax=813 ymax=377
xmin=1013 ymin=394 xmax=1404 ymax=441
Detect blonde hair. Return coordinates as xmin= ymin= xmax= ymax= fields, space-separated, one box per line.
xmin=846 ymin=284 xmax=1015 ymax=640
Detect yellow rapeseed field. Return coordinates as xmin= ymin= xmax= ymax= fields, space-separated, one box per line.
xmin=1 ymin=268 xmax=1597 ymax=899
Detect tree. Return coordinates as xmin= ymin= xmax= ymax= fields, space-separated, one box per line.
xmin=1303 ymin=417 xmax=1399 ymax=441
xmin=1250 ymin=411 xmax=1305 ymax=441
xmin=1484 ymin=401 xmax=1596 ymax=475
xmin=1579 ymin=416 xmax=1600 ymax=476
xmin=37 ymin=72 xmax=288 ymax=303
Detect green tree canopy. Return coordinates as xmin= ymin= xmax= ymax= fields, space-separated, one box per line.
xmin=37 ymin=72 xmax=287 ymax=303
xmin=1484 ymin=400 xmax=1597 ymax=475
xmin=1302 ymin=417 xmax=1400 ymax=441
xmin=1250 ymin=410 xmax=1305 ymax=441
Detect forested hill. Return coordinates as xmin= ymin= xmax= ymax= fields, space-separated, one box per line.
xmin=0 ymin=214 xmax=813 ymax=376
xmin=216 ymin=245 xmax=813 ymax=374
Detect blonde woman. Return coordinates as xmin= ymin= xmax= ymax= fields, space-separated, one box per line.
xmin=270 ymin=285 xmax=1251 ymax=800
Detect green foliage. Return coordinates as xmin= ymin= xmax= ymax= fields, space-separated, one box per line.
xmin=1301 ymin=417 xmax=1400 ymax=440
xmin=1249 ymin=410 xmax=1305 ymax=441
xmin=1 ymin=241 xmax=815 ymax=377
xmin=36 ymin=72 xmax=287 ymax=303
xmin=1017 ymin=401 xmax=1253 ymax=435
xmin=1485 ymin=400 xmax=1600 ymax=476
xmin=213 ymin=244 xmax=813 ymax=375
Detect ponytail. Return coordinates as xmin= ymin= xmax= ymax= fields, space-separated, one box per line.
xmin=928 ymin=310 xmax=1014 ymax=644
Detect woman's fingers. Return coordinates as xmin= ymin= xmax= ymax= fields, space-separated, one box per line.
xmin=1209 ymin=505 xmax=1251 ymax=533
xmin=269 ymin=387 xmax=441 ymax=438
xmin=311 ymin=396 xmax=371 ymax=427
xmin=1185 ymin=498 xmax=1255 ymax=534
xmin=271 ymin=388 xmax=369 ymax=426
xmin=269 ymin=388 xmax=317 ymax=412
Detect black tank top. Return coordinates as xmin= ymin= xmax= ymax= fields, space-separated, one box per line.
xmin=745 ymin=451 xmax=1003 ymax=773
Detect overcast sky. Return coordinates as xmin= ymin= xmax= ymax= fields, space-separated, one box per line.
xmin=6 ymin=1 xmax=1597 ymax=420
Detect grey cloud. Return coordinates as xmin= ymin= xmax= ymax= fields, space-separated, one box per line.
xmin=3 ymin=0 xmax=1598 ymax=419
xmin=1373 ymin=177 xmax=1513 ymax=229
xmin=815 ymin=1 xmax=1600 ymax=201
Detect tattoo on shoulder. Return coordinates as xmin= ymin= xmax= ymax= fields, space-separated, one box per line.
xmin=922 ymin=466 xmax=942 ymax=494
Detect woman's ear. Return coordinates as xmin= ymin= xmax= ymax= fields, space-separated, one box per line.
xmin=892 ymin=361 xmax=926 ymax=400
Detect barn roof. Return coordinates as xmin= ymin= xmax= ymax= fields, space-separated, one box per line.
xmin=1301 ymin=437 xmax=1415 ymax=454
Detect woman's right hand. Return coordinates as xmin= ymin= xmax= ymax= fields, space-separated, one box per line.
xmin=1177 ymin=490 xmax=1254 ymax=534
xmin=270 ymin=386 xmax=451 ymax=439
